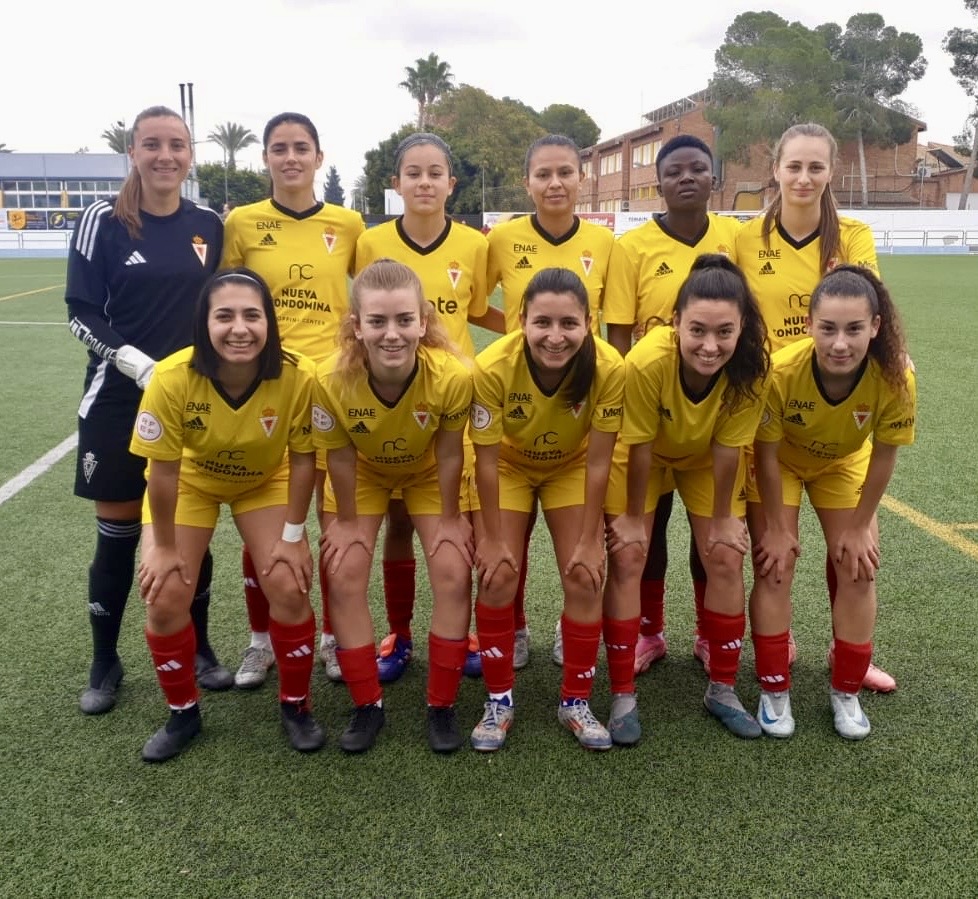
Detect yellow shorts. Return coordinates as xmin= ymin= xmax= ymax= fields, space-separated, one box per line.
xmin=322 ymin=463 xmax=473 ymax=517
xmin=470 ymin=453 xmax=588 ymax=514
xmin=142 ymin=464 xmax=289 ymax=528
xmin=746 ymin=442 xmax=870 ymax=510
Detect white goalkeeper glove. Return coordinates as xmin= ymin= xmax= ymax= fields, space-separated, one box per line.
xmin=115 ymin=344 xmax=156 ymax=390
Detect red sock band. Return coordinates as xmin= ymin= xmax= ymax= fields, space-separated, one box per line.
xmin=475 ymin=601 xmax=515 ymax=695
xmin=604 ymin=615 xmax=639 ymax=695
xmin=638 ymin=579 xmax=665 ymax=636
xmin=701 ymin=608 xmax=745 ymax=686
xmin=427 ymin=633 xmax=467 ymax=707
xmin=242 ymin=546 xmax=270 ymax=632
xmin=753 ymin=630 xmax=791 ymax=692
xmin=693 ymin=580 xmax=707 ymax=636
xmin=145 ymin=622 xmax=197 ymax=709
xmin=831 ymin=638 xmax=872 ymax=693
xmin=383 ymin=559 xmax=416 ymax=638
xmin=560 ymin=615 xmax=602 ymax=701
xmin=513 ymin=531 xmax=531 ymax=631
xmin=336 ymin=643 xmax=382 ymax=707
xmin=269 ymin=614 xmax=316 ymax=704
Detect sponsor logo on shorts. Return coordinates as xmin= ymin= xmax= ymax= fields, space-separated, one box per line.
xmin=135 ymin=411 xmax=163 ymax=442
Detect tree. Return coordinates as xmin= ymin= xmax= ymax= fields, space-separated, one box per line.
xmin=820 ymin=14 xmax=927 ymax=206
xmin=207 ymin=122 xmax=259 ymax=170
xmin=195 ymin=162 xmax=269 ymax=211
xmin=707 ymin=12 xmax=841 ymax=164
xmin=323 ymin=165 xmax=345 ymax=206
xmin=362 ymin=123 xmax=419 ymax=213
xmin=0 ymin=144 xmax=12 ymax=153
xmin=537 ymin=104 xmax=600 ymax=149
xmin=400 ymin=52 xmax=455 ymax=129
xmin=75 ymin=147 xmax=89 ymax=154
xmin=101 ymin=121 xmax=130 ymax=154
xmin=944 ymin=24 xmax=978 ymax=208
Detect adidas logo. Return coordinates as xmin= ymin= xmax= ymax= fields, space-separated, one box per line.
xmin=286 ymin=645 xmax=312 ymax=658
xmin=350 ymin=421 xmax=370 ymax=434
xmin=124 ymin=251 xmax=147 ymax=266
xmin=575 ymin=666 xmax=596 ymax=680
xmin=607 ymin=642 xmax=630 ymax=651
xmin=515 ymin=256 xmax=532 ymax=270
xmin=720 ymin=640 xmax=742 ymax=651
xmin=785 ymin=412 xmax=806 ymax=426
xmin=87 ymin=602 xmax=109 ymax=617
xmin=480 ymin=646 xmax=504 ymax=659
xmin=760 ymin=674 xmax=787 ymax=684
xmin=156 ymin=660 xmax=184 ymax=672
xmin=507 ymin=405 xmax=528 ymax=420
xmin=184 ymin=416 xmax=206 ymax=431
xmin=260 ymin=233 xmax=277 ymax=246
xmin=759 ymin=261 xmax=776 ymax=275
xmin=658 ymin=405 xmax=673 ymax=422
xmin=654 ymin=261 xmax=673 ymax=276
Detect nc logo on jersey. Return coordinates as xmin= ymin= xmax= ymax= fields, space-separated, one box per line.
xmin=312 ymin=404 xmax=334 ymax=432
xmin=470 ymin=403 xmax=491 ymax=431
xmin=322 ymin=229 xmax=336 ymax=254
xmin=259 ymin=408 xmax=278 ymax=437
xmin=413 ymin=403 xmax=430 ymax=429
xmin=852 ymin=404 xmax=871 ymax=429
xmin=579 ymin=250 xmax=593 ymax=278
xmin=447 ymin=261 xmax=462 ymax=291
xmin=192 ymin=235 xmax=208 ymax=267
xmin=135 ymin=411 xmax=163 ymax=442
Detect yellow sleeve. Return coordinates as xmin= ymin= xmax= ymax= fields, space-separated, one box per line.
xmin=603 ymin=238 xmax=639 ymax=326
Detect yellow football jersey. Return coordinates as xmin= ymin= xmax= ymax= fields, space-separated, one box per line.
xmin=603 ymin=213 xmax=741 ymax=335
xmin=469 ymin=331 xmax=623 ymax=469
xmin=621 ymin=326 xmax=765 ymax=468
xmin=221 ymin=199 xmax=364 ymax=363
xmin=756 ymin=338 xmax=915 ymax=471
xmin=486 ymin=214 xmax=613 ymax=334
xmin=355 ymin=218 xmax=488 ymax=359
xmin=314 ymin=344 xmax=472 ymax=477
xmin=130 ymin=347 xmax=317 ymax=500
xmin=736 ymin=215 xmax=879 ymax=353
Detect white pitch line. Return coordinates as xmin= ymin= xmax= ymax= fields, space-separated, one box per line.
xmin=0 ymin=321 xmax=67 ymax=326
xmin=0 ymin=433 xmax=78 ymax=506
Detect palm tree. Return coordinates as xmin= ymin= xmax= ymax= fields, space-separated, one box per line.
xmin=399 ymin=53 xmax=455 ymax=129
xmin=100 ymin=121 xmax=130 ymax=154
xmin=207 ymin=122 xmax=259 ymax=170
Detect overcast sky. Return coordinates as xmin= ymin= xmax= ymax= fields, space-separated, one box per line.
xmin=5 ymin=0 xmax=974 ymax=197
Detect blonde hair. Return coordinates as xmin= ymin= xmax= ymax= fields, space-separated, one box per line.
xmin=335 ymin=258 xmax=459 ymax=381
xmin=113 ymin=106 xmax=189 ymax=240
xmin=762 ymin=122 xmax=840 ymax=276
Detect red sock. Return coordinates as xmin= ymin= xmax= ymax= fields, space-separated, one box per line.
xmin=383 ymin=559 xmax=416 ymax=638
xmin=336 ymin=643 xmax=382 ymax=706
xmin=701 ymin=608 xmax=745 ymax=686
xmin=639 ymin=579 xmax=665 ymax=636
xmin=604 ymin=615 xmax=639 ymax=695
xmin=831 ymin=638 xmax=872 ymax=693
xmin=475 ymin=601 xmax=515 ymax=695
xmin=427 ymin=633 xmax=467 ymax=707
xmin=269 ymin=615 xmax=316 ymax=704
xmin=560 ymin=615 xmax=601 ymax=701
xmin=145 ymin=623 xmax=198 ymax=709
xmin=693 ymin=580 xmax=707 ymax=636
xmin=242 ymin=546 xmax=270 ymax=632
xmin=319 ymin=564 xmax=333 ymax=635
xmin=753 ymin=630 xmax=791 ymax=692
xmin=513 ymin=531 xmax=531 ymax=631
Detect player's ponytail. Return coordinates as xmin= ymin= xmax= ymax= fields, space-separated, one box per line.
xmin=112 ymin=106 xmax=188 ymax=240
xmin=520 ymin=267 xmax=596 ymax=408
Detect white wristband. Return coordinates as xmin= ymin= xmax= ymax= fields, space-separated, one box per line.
xmin=282 ymin=522 xmax=304 ymax=543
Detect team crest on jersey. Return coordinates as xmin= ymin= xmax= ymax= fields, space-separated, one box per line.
xmin=569 ymin=401 xmax=585 ymax=419
xmin=82 ymin=451 xmax=98 ymax=483
xmin=259 ymin=407 xmax=279 ymax=437
xmin=446 ymin=261 xmax=462 ymax=291
xmin=580 ymin=251 xmax=593 ymax=278
xmin=413 ymin=403 xmax=430 ymax=430
xmin=852 ymin=404 xmax=871 ymax=429
xmin=322 ymin=229 xmax=336 ymax=254
xmin=192 ymin=235 xmax=208 ymax=267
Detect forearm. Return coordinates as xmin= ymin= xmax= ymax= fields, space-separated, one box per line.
xmin=326 ymin=444 xmax=359 ymax=522
xmin=625 ymin=442 xmax=652 ymax=517
xmin=711 ymin=443 xmax=741 ymax=519
xmin=469 ymin=305 xmax=506 ymax=334
xmin=754 ymin=442 xmax=789 ymax=531
xmin=474 ymin=445 xmax=503 ymax=540
xmin=851 ymin=442 xmax=899 ymax=529
xmin=435 ymin=430 xmax=464 ymax=518
xmin=67 ymin=301 xmax=127 ymax=362
xmin=582 ymin=431 xmax=616 ymax=540
xmin=147 ymin=460 xmax=180 ymax=548
xmin=286 ymin=451 xmax=317 ymax=527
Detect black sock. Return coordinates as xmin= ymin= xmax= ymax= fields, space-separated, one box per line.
xmin=165 ymin=704 xmax=201 ymax=733
xmin=88 ymin=517 xmax=141 ymax=684
xmin=189 ymin=549 xmax=216 ymax=663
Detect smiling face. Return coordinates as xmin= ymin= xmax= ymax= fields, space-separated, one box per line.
xmin=128 ymin=115 xmax=191 ymax=202
xmin=774 ymin=134 xmax=833 ymax=212
xmin=263 ymin=121 xmax=323 ymax=199
xmin=524 ymin=144 xmax=582 ymax=219
xmin=392 ymin=142 xmax=455 ymax=217
xmin=521 ymin=290 xmax=590 ymax=379
xmin=808 ymin=293 xmax=880 ymax=382
xmin=207 ymin=283 xmax=268 ymax=369
xmin=674 ymin=298 xmax=743 ymax=391
xmin=657 ymin=146 xmax=714 ymax=213
xmin=355 ymin=286 xmax=427 ymax=383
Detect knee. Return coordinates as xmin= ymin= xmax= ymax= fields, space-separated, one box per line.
xmin=610 ymin=543 xmax=647 ymax=585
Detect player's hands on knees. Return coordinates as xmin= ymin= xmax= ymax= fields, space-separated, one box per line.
xmin=138 ymin=545 xmax=191 ymax=605
xmin=319 ymin=519 xmax=371 ymax=575
xmin=835 ymin=526 xmax=880 ymax=582
xmin=565 ymin=536 xmax=606 ymax=593
xmin=474 ymin=537 xmax=518 ymax=592
xmin=752 ymin=528 xmax=801 ymax=583
xmin=606 ymin=514 xmax=648 ymax=556
xmin=707 ymin=515 xmax=750 ymax=557
xmin=430 ymin=513 xmax=474 ymax=566
xmin=265 ymin=537 xmax=313 ymax=594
